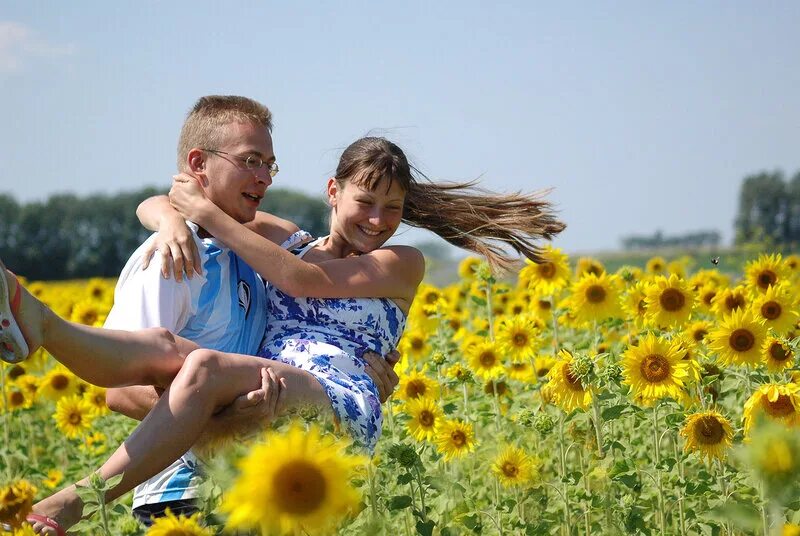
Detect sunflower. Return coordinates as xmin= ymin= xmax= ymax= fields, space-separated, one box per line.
xmin=785 ymin=254 xmax=800 ymax=277
xmin=53 ymin=394 xmax=96 ymax=439
xmin=684 ymin=320 xmax=713 ymax=347
xmin=646 ymin=256 xmax=667 ymax=275
xmin=221 ymin=423 xmax=366 ymax=535
xmin=0 ymin=480 xmax=36 ymax=529
xmin=145 ymin=509 xmax=214 ymax=536
xmin=467 ymin=340 xmax=506 ymax=381
xmin=567 ymin=273 xmax=623 ymax=325
xmin=507 ymin=295 xmax=530 ymax=317
xmin=575 ymin=257 xmax=605 ymax=278
xmin=745 ymin=253 xmax=789 ymax=294
xmin=404 ymin=396 xmax=444 ymax=442
xmin=78 ymin=431 xmax=108 ymax=456
xmin=434 ymin=419 xmax=476 ymax=461
xmin=643 ymin=274 xmax=695 ymax=328
xmin=667 ymin=259 xmax=689 ymax=279
xmin=495 ymin=314 xmax=540 ymax=362
xmin=4 ymin=388 xmax=29 ymax=412
xmin=619 ymin=281 xmax=648 ymax=327
xmin=762 ymin=336 xmax=796 ymax=373
xmin=82 ymin=385 xmax=109 ymax=416
xmin=622 ymin=333 xmax=692 ymax=406
xmin=443 ymin=362 xmax=472 ymax=383
xmin=697 ymin=283 xmax=719 ymax=313
xmin=42 ymin=469 xmax=64 ymax=490
xmin=751 ymin=283 xmax=798 ymax=335
xmin=491 ymin=446 xmax=535 ymax=488
xmin=711 ymin=286 xmax=749 ymax=318
xmin=398 ymin=326 xmax=431 ymax=364
xmin=529 ymin=295 xmax=554 ymax=323
xmin=545 ymin=350 xmax=593 ymax=412
xmin=69 ymin=299 xmax=107 ymax=327
xmin=507 ymin=360 xmax=536 ymax=383
xmin=743 ymin=384 xmax=800 ymax=438
xmin=785 ymin=524 xmax=800 ymax=536
xmin=396 ymin=368 xmax=440 ymax=402
xmin=518 ymin=245 xmax=571 ymax=296
xmin=708 ymin=309 xmax=768 ymax=367
xmin=12 ymin=375 xmax=38 ymax=402
xmin=680 ymin=410 xmax=734 ymax=462
xmin=38 ymin=365 xmax=79 ymax=401
xmin=458 ymin=257 xmax=484 ymax=280
xmin=534 ymin=356 xmax=556 ymax=380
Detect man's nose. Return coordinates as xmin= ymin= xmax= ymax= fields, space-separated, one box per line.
xmin=253 ymin=168 xmax=272 ymax=186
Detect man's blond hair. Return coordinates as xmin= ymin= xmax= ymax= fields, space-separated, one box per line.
xmin=177 ymin=95 xmax=273 ymax=171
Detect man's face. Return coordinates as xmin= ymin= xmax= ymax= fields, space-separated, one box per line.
xmin=202 ymin=121 xmax=275 ymax=224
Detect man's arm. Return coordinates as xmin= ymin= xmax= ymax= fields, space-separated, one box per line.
xmin=106 ymin=385 xmax=162 ymax=421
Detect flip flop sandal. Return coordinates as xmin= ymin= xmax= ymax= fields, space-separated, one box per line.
xmin=0 ymin=261 xmax=29 ymax=363
xmin=26 ymin=514 xmax=68 ymax=536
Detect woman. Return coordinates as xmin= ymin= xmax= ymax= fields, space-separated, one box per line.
xmin=4 ymin=137 xmax=564 ymax=534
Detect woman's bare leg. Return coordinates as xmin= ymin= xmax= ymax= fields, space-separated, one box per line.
xmin=5 ymin=267 xmax=194 ymax=387
xmin=31 ymin=350 xmax=329 ymax=532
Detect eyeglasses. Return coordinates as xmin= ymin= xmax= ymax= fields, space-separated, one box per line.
xmin=202 ymin=149 xmax=279 ymax=178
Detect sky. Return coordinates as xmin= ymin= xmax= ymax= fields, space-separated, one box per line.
xmin=2 ymin=1 xmax=799 ymax=254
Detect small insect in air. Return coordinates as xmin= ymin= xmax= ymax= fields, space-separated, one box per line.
xmin=710 ymin=257 xmax=720 ymax=265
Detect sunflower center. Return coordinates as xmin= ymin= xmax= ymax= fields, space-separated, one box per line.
xmin=511 ymin=304 xmax=525 ymax=315
xmin=51 ymin=375 xmax=69 ymax=390
xmin=406 ymin=380 xmax=427 ymax=399
xmin=450 ymin=430 xmax=466 ymax=447
xmin=769 ymin=342 xmax=790 ymax=362
xmin=68 ymin=412 xmax=82 ymax=425
xmin=448 ymin=319 xmax=462 ymax=331
xmin=702 ymin=290 xmax=716 ymax=306
xmin=761 ymin=301 xmax=782 ymax=320
xmin=729 ymin=329 xmax=755 ymax=352
xmin=693 ymin=329 xmax=708 ymax=342
xmin=10 ymin=391 xmax=24 ymax=406
xmin=479 ymin=351 xmax=497 ymax=367
xmin=640 ymin=354 xmax=670 ymax=383
xmin=538 ymin=262 xmax=556 ymax=278
xmin=419 ymin=410 xmax=435 ymax=427
xmin=694 ymin=415 xmax=725 ymax=445
xmin=8 ymin=365 xmax=25 ymax=380
xmin=565 ymin=368 xmax=584 ymax=390
xmin=501 ymin=462 xmax=519 ymax=478
xmin=659 ymin=289 xmax=686 ymax=312
xmin=539 ymin=300 xmax=552 ymax=310
xmin=585 ymin=285 xmax=606 ymax=304
xmin=764 ymin=394 xmax=796 ymax=418
xmin=410 ymin=338 xmax=424 ymax=351
xmin=757 ymin=270 xmax=777 ymax=289
xmin=513 ymin=333 xmax=528 ymax=347
xmin=725 ymin=294 xmax=745 ymax=311
xmin=80 ymin=311 xmax=98 ymax=325
xmin=425 ymin=293 xmax=439 ymax=304
xmin=272 ymin=460 xmax=327 ymax=515
xmin=637 ymin=299 xmax=647 ymax=314
xmin=511 ymin=363 xmax=527 ymax=371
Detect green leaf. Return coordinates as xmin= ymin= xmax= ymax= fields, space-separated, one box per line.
xmin=613 ymin=473 xmax=639 ymax=489
xmin=388 ymin=495 xmax=413 ymax=510
xmin=471 ymin=296 xmax=487 ymax=306
xmin=707 ymin=501 xmax=761 ymax=531
xmin=601 ymin=404 xmax=629 ymax=421
xmin=416 ymin=519 xmax=435 ymax=536
xmin=104 ymin=473 xmax=124 ymax=489
xmin=665 ymin=412 xmax=686 ymax=427
xmin=397 ymin=472 xmax=414 ymax=485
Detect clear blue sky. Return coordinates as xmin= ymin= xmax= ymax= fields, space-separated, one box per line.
xmin=2 ymin=1 xmax=799 ymax=253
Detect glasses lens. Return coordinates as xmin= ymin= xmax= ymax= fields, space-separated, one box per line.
xmin=269 ymin=162 xmax=279 ymax=177
xmin=244 ymin=155 xmax=263 ymax=170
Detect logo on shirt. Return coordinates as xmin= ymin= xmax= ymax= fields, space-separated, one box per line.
xmin=237 ymin=280 xmax=251 ymax=316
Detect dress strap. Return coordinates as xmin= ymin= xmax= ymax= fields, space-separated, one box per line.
xmin=292 ymin=236 xmax=328 ymax=259
xmin=280 ymin=230 xmax=314 ymax=251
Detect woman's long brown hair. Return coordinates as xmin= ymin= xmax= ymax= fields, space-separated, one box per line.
xmin=335 ymin=137 xmax=566 ymax=271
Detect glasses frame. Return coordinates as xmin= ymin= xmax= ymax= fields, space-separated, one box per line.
xmin=202 ymin=149 xmax=279 ymax=178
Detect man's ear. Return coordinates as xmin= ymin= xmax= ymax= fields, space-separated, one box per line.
xmin=186 ymin=149 xmax=209 ymax=187
xmin=326 ymin=177 xmax=339 ymax=206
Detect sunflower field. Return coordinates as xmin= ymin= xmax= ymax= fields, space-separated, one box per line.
xmin=2 ymin=250 xmax=800 ymax=535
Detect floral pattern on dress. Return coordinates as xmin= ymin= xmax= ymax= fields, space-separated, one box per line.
xmin=257 ymin=284 xmax=406 ymax=452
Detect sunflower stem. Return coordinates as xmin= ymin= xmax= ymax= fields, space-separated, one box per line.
xmin=491 ymin=379 xmax=502 ymax=434
xmin=652 ymin=405 xmax=666 ymax=536
xmin=0 ymin=365 xmax=8 ymax=447
xmin=368 ymin=461 xmax=378 ymax=522
xmin=414 ymin=462 xmax=428 ymax=522
xmin=673 ymin=434 xmax=687 ymax=536
xmin=578 ymin=450 xmax=591 ymax=536
xmin=558 ymin=414 xmax=572 ymax=536
xmin=461 ymin=382 xmax=470 ymax=420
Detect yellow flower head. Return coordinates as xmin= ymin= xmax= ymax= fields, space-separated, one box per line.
xmin=643 ymin=274 xmax=696 ymax=329
xmin=762 ymin=336 xmax=796 ymax=373
xmin=69 ymin=299 xmax=107 ymax=327
xmin=404 ymin=396 xmax=444 ymax=442
xmin=3 ymin=387 xmax=30 ymax=413
xmin=680 ymin=410 xmax=734 ymax=462
xmin=396 ymin=368 xmax=440 ymax=402
xmin=745 ymin=253 xmax=789 ymax=294
xmin=646 ymin=256 xmax=667 ymax=275
xmin=711 ymin=285 xmax=749 ymax=318
xmin=434 ymin=419 xmax=476 ymax=461
xmin=145 ymin=509 xmax=214 ymax=536
xmin=708 ymin=308 xmax=768 ymax=367
xmin=458 ymin=256 xmax=484 ymax=280
xmin=0 ymin=480 xmax=37 ymax=529
xmin=575 ymin=257 xmax=605 ymax=279
xmin=518 ymin=245 xmax=571 ymax=296
xmin=622 ymin=333 xmax=693 ymax=406
xmin=495 ymin=314 xmax=541 ymax=362
xmin=221 ymin=423 xmax=366 ymax=535
xmin=545 ymin=350 xmax=593 ymax=412
xmin=743 ymin=383 xmax=800 ymax=437
xmin=621 ymin=281 xmax=649 ymax=326
xmin=53 ymin=394 xmax=96 ymax=439
xmin=750 ymin=283 xmax=798 ymax=335
xmin=697 ymin=283 xmax=719 ymax=313
xmin=506 ymin=360 xmax=536 ymax=383
xmin=42 ymin=469 xmax=63 ymax=490
xmin=39 ymin=365 xmax=79 ymax=401
xmin=82 ymin=385 xmax=109 ymax=416
xmin=398 ymin=326 xmax=431 ymax=364
xmin=467 ymin=340 xmax=506 ymax=381
xmin=491 ymin=446 xmax=535 ymax=488
xmin=567 ymin=273 xmax=623 ymax=325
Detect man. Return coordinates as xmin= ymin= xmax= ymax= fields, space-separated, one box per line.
xmin=104 ymin=95 xmax=399 ymax=525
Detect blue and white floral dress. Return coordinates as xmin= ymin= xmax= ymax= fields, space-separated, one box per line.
xmin=257 ymin=236 xmax=406 ymax=452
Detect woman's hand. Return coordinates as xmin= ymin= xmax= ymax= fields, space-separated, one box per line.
xmin=169 ymin=173 xmax=214 ymax=224
xmin=140 ymin=212 xmax=202 ymax=281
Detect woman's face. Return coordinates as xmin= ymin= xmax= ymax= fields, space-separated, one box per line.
xmin=328 ymin=176 xmax=406 ymax=253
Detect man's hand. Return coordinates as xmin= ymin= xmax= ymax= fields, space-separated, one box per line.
xmin=211 ymin=367 xmax=286 ymax=428
xmin=363 ymin=350 xmax=400 ymax=403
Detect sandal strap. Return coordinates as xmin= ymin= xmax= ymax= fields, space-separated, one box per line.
xmin=10 ymin=276 xmax=21 ymax=317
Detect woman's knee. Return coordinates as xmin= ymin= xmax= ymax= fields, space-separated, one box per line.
xmin=176 ymin=349 xmax=222 ymax=387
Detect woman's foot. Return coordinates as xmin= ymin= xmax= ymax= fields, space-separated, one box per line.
xmin=29 ymin=487 xmax=84 ymax=535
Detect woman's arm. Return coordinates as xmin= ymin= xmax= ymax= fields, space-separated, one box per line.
xmin=171 ymin=180 xmax=424 ymax=302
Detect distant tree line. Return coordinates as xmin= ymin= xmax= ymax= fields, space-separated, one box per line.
xmin=734 ymin=170 xmax=800 ymax=246
xmin=0 ymin=187 xmax=328 ymax=280
xmin=621 ymin=229 xmax=721 ymax=251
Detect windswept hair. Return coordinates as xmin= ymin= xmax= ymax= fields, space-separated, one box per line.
xmin=177 ymin=95 xmax=273 ymax=172
xmin=335 ymin=137 xmax=566 ymax=271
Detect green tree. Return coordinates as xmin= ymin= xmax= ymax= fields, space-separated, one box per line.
xmin=734 ymin=171 xmax=787 ymax=245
